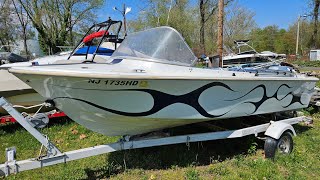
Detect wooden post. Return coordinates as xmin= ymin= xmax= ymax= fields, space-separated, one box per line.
xmin=217 ymin=0 xmax=224 ymax=67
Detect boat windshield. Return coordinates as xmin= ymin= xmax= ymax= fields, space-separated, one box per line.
xmin=111 ymin=26 xmax=197 ymax=66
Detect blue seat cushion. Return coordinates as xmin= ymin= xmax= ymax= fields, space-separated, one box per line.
xmin=75 ymin=46 xmax=114 ymax=56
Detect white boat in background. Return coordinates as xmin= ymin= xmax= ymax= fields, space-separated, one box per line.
xmin=0 ymin=70 xmax=44 ymax=113
xmin=222 ymin=40 xmax=286 ymax=67
xmin=0 ymin=19 xmax=123 ymax=114
xmin=9 ymin=26 xmax=318 ymax=136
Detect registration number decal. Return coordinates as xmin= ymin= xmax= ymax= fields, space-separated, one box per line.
xmin=88 ymin=79 xmax=147 ymax=87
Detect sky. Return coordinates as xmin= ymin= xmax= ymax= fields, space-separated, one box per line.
xmin=241 ymin=0 xmax=310 ymax=29
xmin=98 ymin=0 xmax=311 ymax=30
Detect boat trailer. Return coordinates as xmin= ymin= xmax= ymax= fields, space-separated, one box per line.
xmin=0 ymin=97 xmax=312 ymax=176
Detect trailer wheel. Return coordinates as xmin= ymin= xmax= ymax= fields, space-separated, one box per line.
xmin=264 ymin=131 xmax=293 ymax=159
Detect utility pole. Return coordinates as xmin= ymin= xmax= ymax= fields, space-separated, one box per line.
xmin=123 ymin=4 xmax=127 ymax=36
xmin=295 ymin=14 xmax=307 ymax=57
xmin=295 ymin=16 xmax=301 ymax=57
xmin=217 ymin=0 xmax=224 ymax=67
xmin=113 ymin=4 xmax=131 ymax=36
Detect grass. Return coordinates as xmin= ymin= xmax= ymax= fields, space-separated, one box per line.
xmin=0 ymin=112 xmax=320 ymax=179
xmin=290 ymin=60 xmax=320 ymax=67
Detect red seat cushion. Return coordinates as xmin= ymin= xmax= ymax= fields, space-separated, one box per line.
xmin=83 ymin=30 xmax=109 ymax=43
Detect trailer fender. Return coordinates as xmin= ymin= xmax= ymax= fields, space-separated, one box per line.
xmin=264 ymin=121 xmax=296 ymax=140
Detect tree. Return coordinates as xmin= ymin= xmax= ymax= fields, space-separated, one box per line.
xmin=133 ymin=0 xmax=171 ymax=28
xmin=129 ymin=0 xmax=255 ymax=57
xmin=288 ymin=20 xmax=314 ymax=55
xmin=248 ymin=25 xmax=303 ymax=55
xmin=17 ymin=0 xmax=103 ymax=54
xmin=12 ymin=0 xmax=30 ymax=55
xmin=249 ymin=26 xmax=280 ymax=53
xmin=223 ymin=2 xmax=256 ymax=49
xmin=199 ymin=0 xmax=233 ymax=55
xmin=129 ymin=0 xmax=197 ymax=47
xmin=199 ymin=0 xmax=208 ymax=54
xmin=169 ymin=0 xmax=197 ymax=46
xmin=311 ymin=0 xmax=320 ymax=48
xmin=0 ymin=0 xmax=18 ymax=49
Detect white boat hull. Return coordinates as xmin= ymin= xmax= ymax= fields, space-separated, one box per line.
xmin=12 ymin=73 xmax=316 ymax=136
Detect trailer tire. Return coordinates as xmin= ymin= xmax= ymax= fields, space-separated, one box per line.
xmin=264 ymin=131 xmax=293 ymax=159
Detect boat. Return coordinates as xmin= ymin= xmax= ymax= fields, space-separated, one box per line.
xmin=222 ymin=40 xmax=286 ymax=67
xmin=9 ymin=26 xmax=318 ymax=136
xmin=226 ymin=61 xmax=299 ymax=77
xmin=0 ymin=45 xmax=28 ymax=65
xmin=0 ymin=19 xmax=123 ymax=115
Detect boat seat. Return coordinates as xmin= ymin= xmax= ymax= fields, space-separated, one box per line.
xmin=74 ymin=46 xmax=114 ymax=56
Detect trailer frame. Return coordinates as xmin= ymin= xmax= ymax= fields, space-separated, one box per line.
xmin=0 ymin=97 xmax=311 ymax=176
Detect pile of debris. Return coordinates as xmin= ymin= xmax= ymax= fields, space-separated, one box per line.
xmin=301 ymin=71 xmax=320 ymax=107
xmin=310 ymin=87 xmax=320 ymax=107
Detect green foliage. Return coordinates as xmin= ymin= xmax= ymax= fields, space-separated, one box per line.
xmin=0 ymin=1 xmax=19 ymax=46
xmin=250 ymin=26 xmax=280 ymax=53
xmin=208 ymin=164 xmax=230 ymax=176
xmin=302 ymin=106 xmax=318 ymax=116
xmin=248 ymin=22 xmax=319 ymax=55
xmin=185 ymin=167 xmax=200 ymax=180
xmin=291 ymin=60 xmax=320 ymax=67
xmin=247 ymin=142 xmax=258 ymax=155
